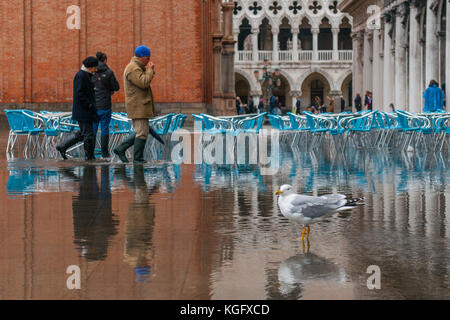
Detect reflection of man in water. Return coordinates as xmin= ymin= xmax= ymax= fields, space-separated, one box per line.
xmin=69 ymin=165 xmax=118 ymax=261
xmin=115 ymin=165 xmax=156 ymax=282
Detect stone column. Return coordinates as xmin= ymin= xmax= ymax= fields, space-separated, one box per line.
xmin=292 ymin=29 xmax=299 ymax=61
xmin=272 ymin=27 xmax=279 ymax=63
xmin=409 ymin=5 xmax=422 ymax=113
xmin=332 ymin=27 xmax=339 ymax=61
xmin=312 ymin=28 xmax=319 ymax=61
xmin=394 ymin=4 xmax=408 ymax=110
xmin=363 ymin=29 xmax=373 ymax=95
xmin=425 ymin=0 xmax=439 ymax=84
xmin=383 ymin=13 xmax=394 ymax=111
xmin=352 ymin=30 xmax=364 ymax=110
xmin=372 ymin=28 xmax=381 ymax=110
xmin=219 ymin=1 xmax=236 ymax=115
xmin=447 ymin=0 xmax=450 ymax=106
xmin=252 ymin=27 xmax=259 ymax=63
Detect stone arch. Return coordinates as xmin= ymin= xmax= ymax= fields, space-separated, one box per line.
xmin=336 ymin=69 xmax=353 ymax=91
xmin=277 ymin=13 xmax=294 ymax=28
xmin=297 ymin=67 xmax=336 ymax=91
xmin=237 ymin=13 xmax=254 ymax=28
xmin=278 ymin=69 xmax=297 ymax=92
xmin=339 ymin=71 xmax=353 ymax=110
xmin=339 ymin=13 xmax=354 ymax=27
xmin=235 ymin=68 xmax=258 ymax=92
xmin=300 ymin=71 xmax=333 ymax=109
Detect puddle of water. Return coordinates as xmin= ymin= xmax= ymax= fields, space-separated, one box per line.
xmin=0 ymin=117 xmax=450 ymax=300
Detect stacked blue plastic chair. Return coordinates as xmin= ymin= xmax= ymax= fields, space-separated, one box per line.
xmin=303 ymin=111 xmax=331 ymax=151
xmin=236 ymin=112 xmax=267 ymax=134
xmin=4 ymin=109 xmax=44 ymax=158
xmin=435 ymin=115 xmax=450 ymax=152
xmin=344 ymin=111 xmax=376 ymax=149
xmin=286 ymin=112 xmax=310 ymax=149
xmin=395 ymin=110 xmax=424 ymax=152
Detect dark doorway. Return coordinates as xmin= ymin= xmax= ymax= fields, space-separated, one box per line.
xmin=311 ymin=79 xmax=324 ymax=105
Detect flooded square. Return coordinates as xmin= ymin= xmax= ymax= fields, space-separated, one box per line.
xmin=1 ymin=117 xmax=449 ymax=300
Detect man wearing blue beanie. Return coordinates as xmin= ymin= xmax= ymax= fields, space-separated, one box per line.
xmin=114 ymin=45 xmax=156 ymax=163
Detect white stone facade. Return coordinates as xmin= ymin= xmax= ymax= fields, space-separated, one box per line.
xmin=233 ymin=0 xmax=354 ymax=110
xmin=340 ymin=0 xmax=448 ymax=112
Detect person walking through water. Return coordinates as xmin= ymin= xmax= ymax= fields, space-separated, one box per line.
xmin=423 ymin=80 xmax=445 ymax=112
xmin=56 ymin=56 xmax=99 ymax=161
xmin=93 ymin=51 xmax=120 ymax=160
xmin=114 ymin=45 xmax=156 ymax=164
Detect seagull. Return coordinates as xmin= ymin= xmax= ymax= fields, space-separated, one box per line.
xmin=275 ymin=184 xmax=363 ymax=240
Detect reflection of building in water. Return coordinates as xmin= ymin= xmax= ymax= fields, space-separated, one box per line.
xmin=72 ymin=165 xmax=119 ymax=261
xmin=234 ymin=0 xmax=353 ymax=110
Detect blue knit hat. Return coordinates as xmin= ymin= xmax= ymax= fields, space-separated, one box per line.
xmin=134 ymin=45 xmax=151 ymax=57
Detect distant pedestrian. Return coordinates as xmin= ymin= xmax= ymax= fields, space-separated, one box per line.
xmin=295 ymin=96 xmax=301 ymax=115
xmin=423 ymin=80 xmax=445 ymax=112
xmin=258 ymin=98 xmax=265 ymax=113
xmin=56 ymin=56 xmax=99 ymax=161
xmin=113 ymin=45 xmax=156 ymax=163
xmin=340 ymin=96 xmax=345 ymax=113
xmin=355 ymin=93 xmax=362 ymax=112
xmin=248 ymin=99 xmax=256 ymax=113
xmin=364 ymin=91 xmax=372 ymax=111
xmin=327 ymin=96 xmax=334 ymax=113
xmin=92 ymin=51 xmax=120 ymax=159
xmin=313 ymin=96 xmax=322 ymax=113
xmin=236 ymin=97 xmax=242 ymax=115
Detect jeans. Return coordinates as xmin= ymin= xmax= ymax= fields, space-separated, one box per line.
xmin=93 ymin=108 xmax=112 ymax=136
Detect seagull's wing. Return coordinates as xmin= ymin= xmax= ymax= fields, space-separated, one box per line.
xmin=287 ymin=194 xmax=347 ymax=219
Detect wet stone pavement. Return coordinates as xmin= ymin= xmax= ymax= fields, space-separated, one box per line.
xmin=0 ymin=116 xmax=450 ymax=299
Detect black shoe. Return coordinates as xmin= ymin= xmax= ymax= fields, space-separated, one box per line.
xmin=113 ymin=134 xmax=136 ymax=163
xmin=56 ymin=135 xmax=82 ymax=160
xmin=56 ymin=145 xmax=67 ymax=160
xmin=133 ymin=138 xmax=147 ymax=163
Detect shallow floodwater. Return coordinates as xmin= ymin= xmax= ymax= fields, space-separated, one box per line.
xmin=0 ymin=116 xmax=450 ymax=300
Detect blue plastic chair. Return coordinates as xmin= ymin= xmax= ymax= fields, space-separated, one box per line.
xmin=4 ymin=109 xmax=44 ymax=158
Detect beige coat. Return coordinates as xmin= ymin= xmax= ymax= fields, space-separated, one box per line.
xmin=123 ymin=57 xmax=155 ymax=119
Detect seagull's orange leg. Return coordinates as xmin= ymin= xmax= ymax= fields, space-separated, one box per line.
xmin=294 ymin=227 xmax=305 ymax=241
xmin=307 ymin=226 xmax=310 ymax=239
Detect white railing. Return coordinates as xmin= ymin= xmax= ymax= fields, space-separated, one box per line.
xmin=236 ymin=49 xmax=353 ymax=62
xmin=278 ymin=51 xmax=293 ymax=61
xmin=339 ymin=50 xmax=353 ymax=61
xmin=299 ymin=50 xmax=313 ymax=61
xmin=318 ymin=50 xmax=333 ymax=61
xmin=237 ymin=51 xmax=253 ymax=62
xmin=258 ymin=51 xmax=273 ymax=61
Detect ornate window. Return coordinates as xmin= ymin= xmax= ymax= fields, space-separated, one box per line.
xmin=233 ymin=1 xmax=243 ymax=15
xmin=269 ymin=1 xmax=282 ymax=15
xmin=248 ymin=1 xmax=263 ymax=15
xmin=288 ymin=1 xmax=303 ymax=15
xmin=308 ymin=1 xmax=323 ymax=15
xmin=328 ymin=1 xmax=339 ymax=14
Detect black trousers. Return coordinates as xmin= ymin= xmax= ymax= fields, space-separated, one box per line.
xmin=61 ymin=121 xmax=95 ymax=159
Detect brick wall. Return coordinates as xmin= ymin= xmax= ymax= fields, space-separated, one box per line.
xmin=0 ymin=0 xmax=211 ymax=112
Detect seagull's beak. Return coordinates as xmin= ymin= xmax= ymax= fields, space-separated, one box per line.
xmin=275 ymin=190 xmax=282 ymax=195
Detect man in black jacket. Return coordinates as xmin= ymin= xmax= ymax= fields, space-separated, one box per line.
xmin=93 ymin=52 xmax=120 ymax=159
xmin=56 ymin=56 xmax=99 ymax=161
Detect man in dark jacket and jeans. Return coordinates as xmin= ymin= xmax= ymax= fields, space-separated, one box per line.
xmin=93 ymin=51 xmax=120 ymax=159
xmin=56 ymin=56 xmax=99 ymax=161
